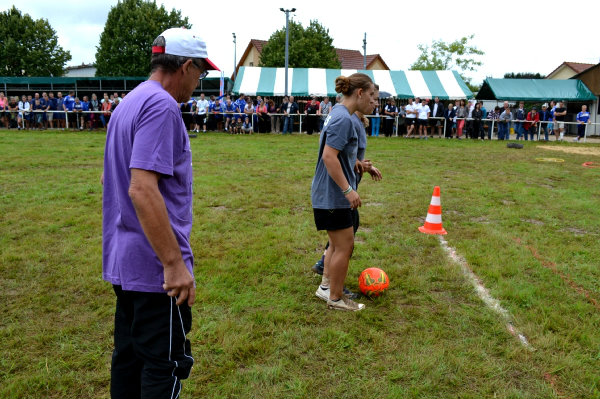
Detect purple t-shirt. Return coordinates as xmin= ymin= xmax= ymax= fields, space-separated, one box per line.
xmin=102 ymin=80 xmax=193 ymax=293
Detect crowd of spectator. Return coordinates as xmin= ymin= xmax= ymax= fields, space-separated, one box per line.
xmin=374 ymin=97 xmax=592 ymax=142
xmin=0 ymin=90 xmax=126 ymax=131
xmin=1 ymin=90 xmax=593 ymax=141
xmin=181 ymin=93 xmax=318 ymax=135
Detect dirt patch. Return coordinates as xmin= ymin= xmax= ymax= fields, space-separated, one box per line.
xmin=359 ymin=227 xmax=373 ymax=233
xmin=211 ymin=205 xmax=228 ymax=211
xmin=447 ymin=210 xmax=465 ymax=216
xmin=502 ymin=199 xmax=515 ymax=205
xmin=471 ymin=216 xmax=490 ymax=224
xmin=559 ymin=227 xmax=590 ymax=236
xmin=521 ymin=218 xmax=544 ymax=226
xmin=366 ymin=202 xmax=383 ymax=207
xmin=537 ymin=145 xmax=600 ymax=157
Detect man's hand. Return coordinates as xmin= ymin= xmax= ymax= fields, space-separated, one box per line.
xmin=163 ymin=262 xmax=196 ymax=306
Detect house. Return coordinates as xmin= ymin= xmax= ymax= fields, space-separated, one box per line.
xmin=233 ymin=39 xmax=389 ymax=80
xmin=64 ymin=63 xmax=97 ymax=78
xmin=546 ymin=62 xmax=595 ymax=80
xmin=572 ymin=63 xmax=600 ymax=135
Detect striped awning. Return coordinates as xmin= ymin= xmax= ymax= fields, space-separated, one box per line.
xmin=232 ymin=67 xmax=473 ymax=99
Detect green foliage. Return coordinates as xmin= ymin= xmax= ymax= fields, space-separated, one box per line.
xmin=259 ymin=20 xmax=341 ymax=69
xmin=410 ymin=35 xmax=484 ymax=91
xmin=94 ymin=0 xmax=190 ymax=76
xmin=0 ymin=7 xmax=71 ymax=76
xmin=410 ymin=35 xmax=484 ymax=72
xmin=504 ymin=72 xmax=546 ymax=79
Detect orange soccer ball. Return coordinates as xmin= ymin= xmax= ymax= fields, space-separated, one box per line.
xmin=358 ymin=268 xmax=389 ymax=297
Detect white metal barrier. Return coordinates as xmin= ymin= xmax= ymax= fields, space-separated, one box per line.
xmin=2 ymin=109 xmax=598 ymax=141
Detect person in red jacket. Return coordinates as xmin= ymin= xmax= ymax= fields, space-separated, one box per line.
xmin=524 ymin=106 xmax=540 ymax=141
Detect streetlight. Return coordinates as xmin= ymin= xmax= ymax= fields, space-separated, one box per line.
xmin=362 ymin=33 xmax=367 ymax=70
xmin=280 ymin=7 xmax=296 ymax=97
xmin=232 ymin=33 xmax=237 ymax=83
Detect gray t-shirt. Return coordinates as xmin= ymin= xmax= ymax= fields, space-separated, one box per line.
xmin=311 ymin=104 xmax=358 ymax=209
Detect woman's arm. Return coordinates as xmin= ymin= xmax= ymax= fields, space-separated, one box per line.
xmin=322 ymin=145 xmax=361 ymax=209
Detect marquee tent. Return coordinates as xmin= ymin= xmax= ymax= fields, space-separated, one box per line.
xmin=476 ymin=78 xmax=596 ymax=101
xmin=232 ymin=67 xmax=473 ymax=99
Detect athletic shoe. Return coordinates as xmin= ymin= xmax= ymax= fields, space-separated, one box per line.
xmin=573 ymin=137 xmax=579 ymax=142
xmin=315 ymin=285 xmax=329 ymax=301
xmin=327 ymin=296 xmax=365 ymax=311
xmin=311 ymin=259 xmax=324 ymax=275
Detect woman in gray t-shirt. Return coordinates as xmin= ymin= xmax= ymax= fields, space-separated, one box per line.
xmin=311 ymin=73 xmax=376 ymax=312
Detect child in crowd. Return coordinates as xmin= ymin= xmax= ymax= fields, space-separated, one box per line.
xmin=242 ymin=116 xmax=252 ymax=134
xmin=230 ymin=116 xmax=240 ymax=134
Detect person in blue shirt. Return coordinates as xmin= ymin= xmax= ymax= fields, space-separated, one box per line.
xmin=223 ymin=99 xmax=236 ymax=132
xmin=514 ymin=101 xmax=526 ymax=140
xmin=479 ymin=102 xmax=487 ymax=139
xmin=63 ymin=90 xmax=76 ymax=129
xmin=32 ymin=95 xmax=45 ymax=130
xmin=72 ymin=97 xmax=84 ymax=130
xmin=538 ymin=104 xmax=551 ymax=141
xmin=574 ymin=105 xmax=591 ymax=142
xmin=81 ymin=96 xmax=90 ymax=130
xmin=234 ymin=94 xmax=246 ymax=122
xmin=209 ymin=98 xmax=223 ymax=131
xmin=241 ymin=116 xmax=252 ymax=134
xmin=54 ymin=92 xmax=65 ymax=130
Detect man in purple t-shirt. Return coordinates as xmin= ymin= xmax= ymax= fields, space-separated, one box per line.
xmin=102 ymin=28 xmax=218 ymax=398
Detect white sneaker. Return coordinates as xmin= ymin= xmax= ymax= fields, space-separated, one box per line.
xmin=573 ymin=137 xmax=579 ymax=142
xmin=315 ymin=285 xmax=329 ymax=302
xmin=327 ymin=296 xmax=365 ymax=311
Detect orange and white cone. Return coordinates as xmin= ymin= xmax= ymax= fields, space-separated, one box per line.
xmin=418 ymin=186 xmax=447 ymax=235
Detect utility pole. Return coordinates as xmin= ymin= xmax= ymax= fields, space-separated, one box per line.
xmin=232 ymin=33 xmax=237 ymax=82
xmin=280 ymin=8 xmax=296 ymax=96
xmin=363 ymin=33 xmax=367 ymax=70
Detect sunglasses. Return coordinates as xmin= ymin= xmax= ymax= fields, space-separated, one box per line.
xmin=191 ymin=59 xmax=209 ymax=81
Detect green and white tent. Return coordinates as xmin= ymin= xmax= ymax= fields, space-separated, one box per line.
xmin=476 ymin=78 xmax=596 ymax=101
xmin=232 ymin=67 xmax=473 ymax=99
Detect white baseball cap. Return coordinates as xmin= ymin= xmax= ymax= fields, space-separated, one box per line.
xmin=152 ymin=28 xmax=219 ymax=70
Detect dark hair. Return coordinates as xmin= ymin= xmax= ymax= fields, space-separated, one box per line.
xmin=150 ymin=35 xmax=205 ymax=73
xmin=335 ymin=73 xmax=373 ymax=96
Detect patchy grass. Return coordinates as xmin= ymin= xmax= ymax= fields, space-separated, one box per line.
xmin=1 ymin=130 xmax=599 ymax=398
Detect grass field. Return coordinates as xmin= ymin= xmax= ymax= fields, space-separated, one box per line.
xmin=1 ymin=130 xmax=599 ymax=398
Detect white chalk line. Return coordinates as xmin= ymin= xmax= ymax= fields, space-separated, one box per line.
xmin=438 ymin=235 xmax=534 ymax=351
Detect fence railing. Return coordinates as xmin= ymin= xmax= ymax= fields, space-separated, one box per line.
xmin=2 ymin=109 xmax=598 ymax=141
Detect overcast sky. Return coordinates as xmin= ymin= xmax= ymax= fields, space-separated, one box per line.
xmin=3 ymin=0 xmax=599 ymax=84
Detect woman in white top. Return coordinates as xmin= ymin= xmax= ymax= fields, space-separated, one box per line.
xmin=18 ymin=95 xmax=31 ymax=129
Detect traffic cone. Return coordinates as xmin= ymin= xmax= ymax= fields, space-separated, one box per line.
xmin=418 ymin=186 xmax=447 ymax=235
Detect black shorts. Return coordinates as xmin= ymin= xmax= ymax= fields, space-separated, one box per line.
xmin=416 ymin=118 xmax=428 ymax=127
xmin=406 ymin=118 xmax=416 ymax=125
xmin=313 ymin=208 xmax=358 ymax=231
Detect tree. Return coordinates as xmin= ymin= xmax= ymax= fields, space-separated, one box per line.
xmin=410 ymin=35 xmax=484 ymax=92
xmin=260 ymin=20 xmax=341 ymax=69
xmin=0 ymin=7 xmax=71 ymax=76
xmin=503 ymin=72 xmax=546 ymax=79
xmin=95 ymin=0 xmax=190 ymax=76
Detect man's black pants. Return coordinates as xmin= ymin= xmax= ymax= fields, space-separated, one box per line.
xmin=111 ymin=285 xmax=194 ymax=399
